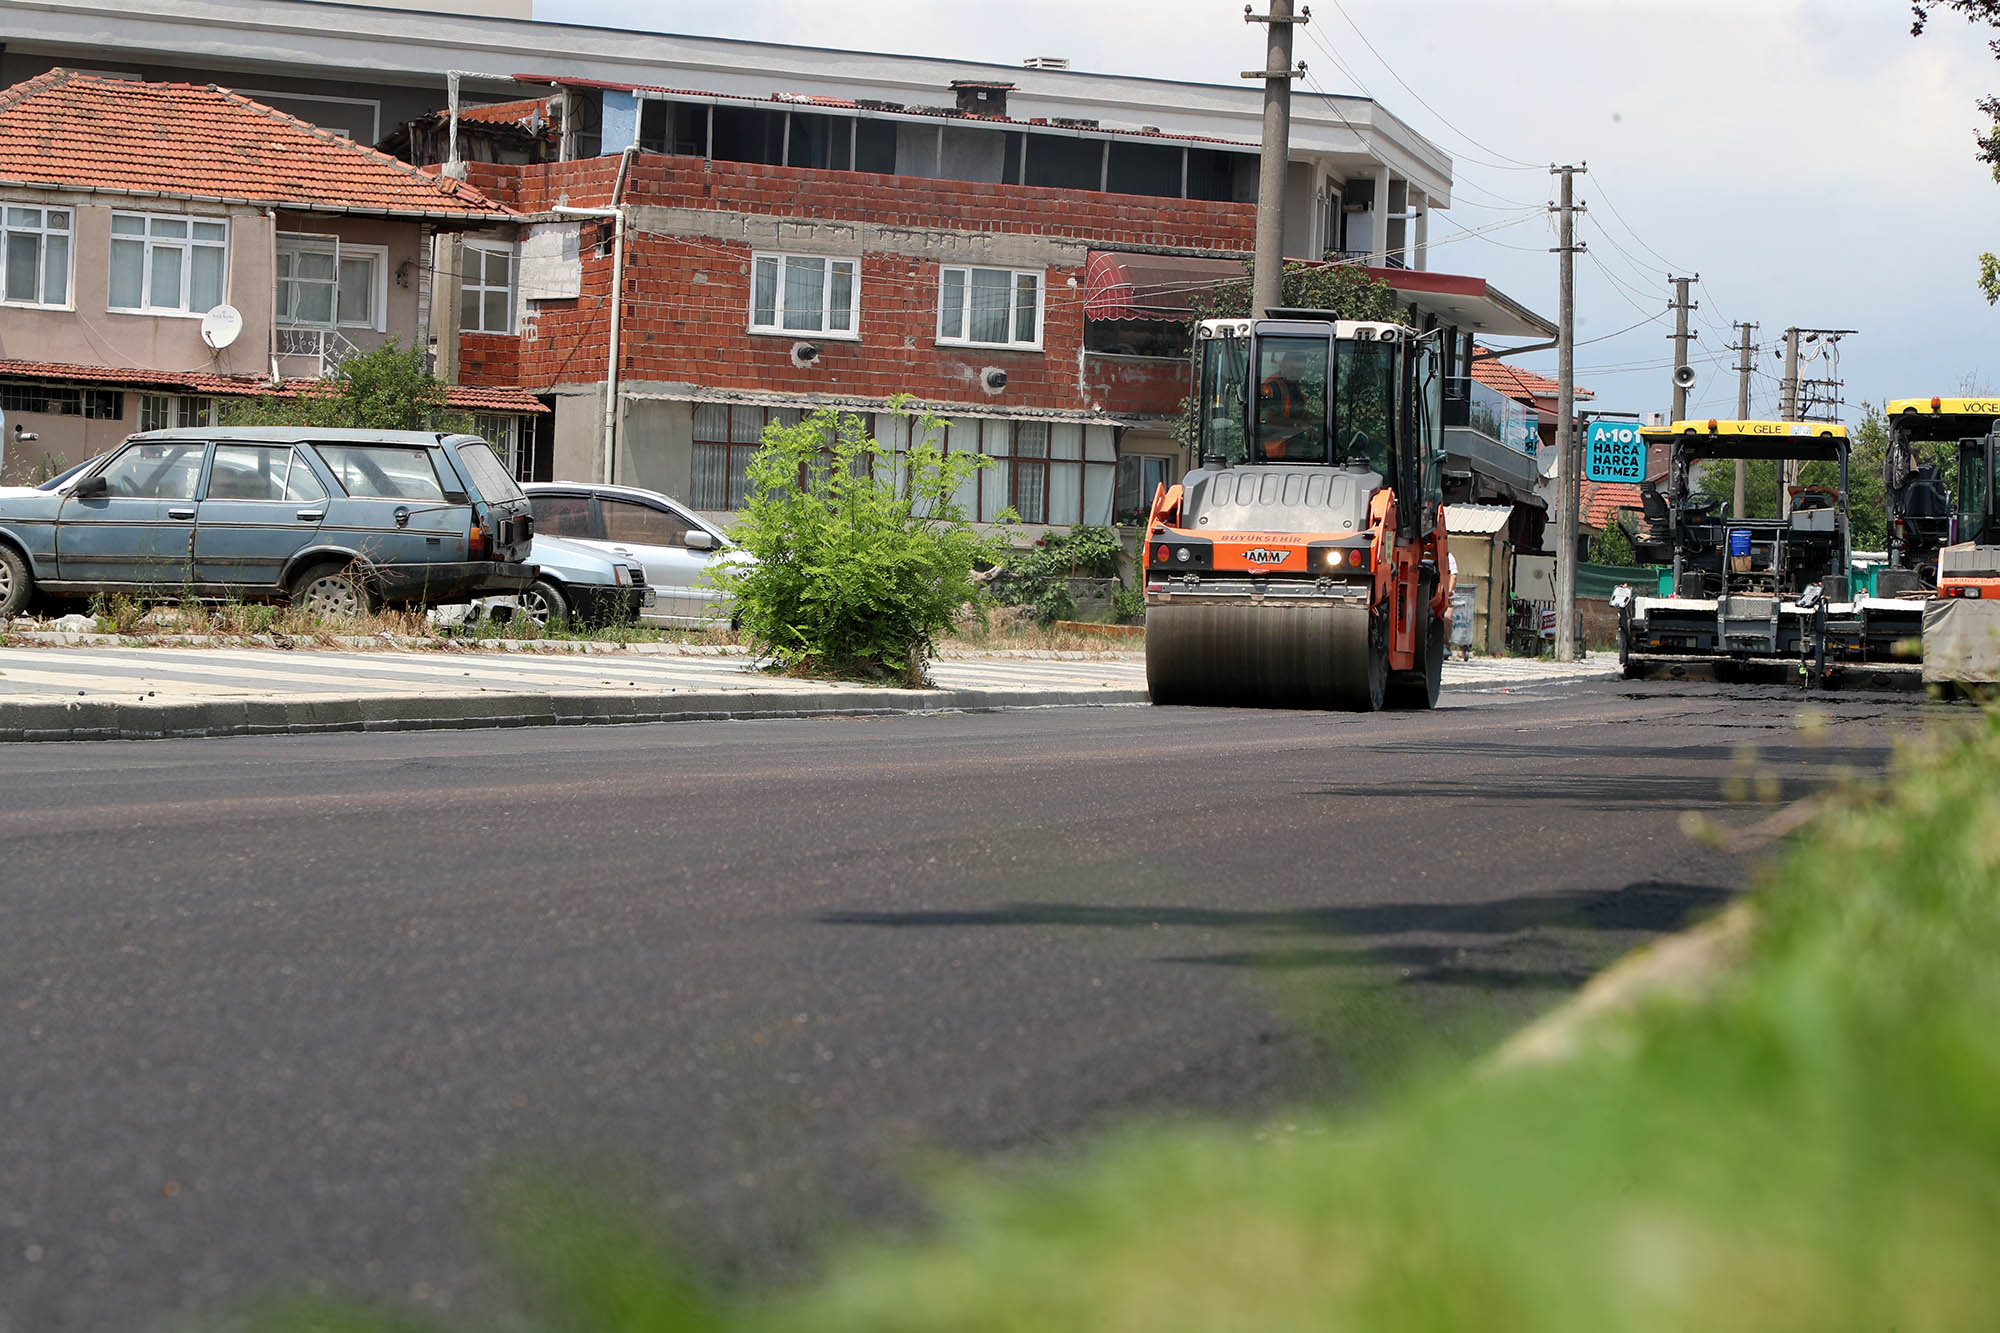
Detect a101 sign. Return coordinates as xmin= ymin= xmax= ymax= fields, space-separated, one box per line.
xmin=1584 ymin=420 xmax=1647 ymax=482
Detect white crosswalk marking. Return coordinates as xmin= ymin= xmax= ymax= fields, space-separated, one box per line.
xmin=0 ymin=641 xmax=1611 ymax=716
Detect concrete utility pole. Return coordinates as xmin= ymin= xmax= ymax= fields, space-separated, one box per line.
xmin=1668 ymin=275 xmax=1698 ymax=423
xmin=1551 ymin=163 xmax=1587 ymax=663
xmin=1779 ymin=327 xmax=1801 ymax=517
xmin=1732 ymin=320 xmax=1758 ymax=518
xmin=1245 ymin=0 xmax=1306 ymax=318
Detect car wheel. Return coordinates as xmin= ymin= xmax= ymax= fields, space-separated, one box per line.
xmin=0 ymin=544 xmax=31 ymax=619
xmin=521 ymin=578 xmax=569 ymax=629
xmin=290 ymin=561 xmax=373 ymax=620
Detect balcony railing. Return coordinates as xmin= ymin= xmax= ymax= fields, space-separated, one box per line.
xmin=274 ymin=325 xmax=362 ymax=379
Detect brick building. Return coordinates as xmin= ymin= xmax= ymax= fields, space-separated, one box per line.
xmin=425 ymin=74 xmax=1555 ymax=529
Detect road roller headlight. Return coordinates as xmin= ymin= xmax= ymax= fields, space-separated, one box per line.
xmin=1176 ymin=546 xmax=1192 ymax=563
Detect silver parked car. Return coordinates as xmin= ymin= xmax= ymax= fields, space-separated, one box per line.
xmin=441 ymin=534 xmax=647 ymax=631
xmin=522 ymin=482 xmax=747 ymax=628
xmin=0 ymin=428 xmax=535 ymax=618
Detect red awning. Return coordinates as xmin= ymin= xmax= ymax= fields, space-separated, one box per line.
xmin=1084 ymin=251 xmax=1247 ymax=322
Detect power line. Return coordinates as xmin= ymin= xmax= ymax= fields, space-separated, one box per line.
xmin=1316 ymin=0 xmax=1543 ymax=171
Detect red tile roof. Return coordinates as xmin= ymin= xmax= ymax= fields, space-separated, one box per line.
xmin=0 ymin=70 xmax=512 ymax=219
xmin=0 ymin=359 xmax=546 ymax=413
xmin=455 ymin=97 xmax=556 ymax=129
xmin=1582 ymin=480 xmax=1644 ymax=528
xmin=1471 ymin=348 xmax=1595 ymax=403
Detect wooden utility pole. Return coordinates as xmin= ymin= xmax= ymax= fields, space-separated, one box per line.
xmin=1732 ymin=320 xmax=1758 ymax=517
xmin=1245 ymin=0 xmax=1306 ymax=318
xmin=1551 ymin=163 xmax=1587 ymax=663
xmin=1669 ymin=275 xmax=1697 ymax=423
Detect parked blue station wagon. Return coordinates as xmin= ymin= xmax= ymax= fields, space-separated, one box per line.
xmin=0 ymin=428 xmax=535 ymax=619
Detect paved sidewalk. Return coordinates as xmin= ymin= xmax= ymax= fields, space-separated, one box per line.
xmin=0 ymin=639 xmax=1616 ymax=741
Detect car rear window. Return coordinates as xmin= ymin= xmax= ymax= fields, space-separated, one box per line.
xmin=530 ymin=493 xmax=595 ymax=537
xmin=453 ymin=441 xmax=526 ymax=504
xmin=312 ymin=444 xmax=446 ymax=501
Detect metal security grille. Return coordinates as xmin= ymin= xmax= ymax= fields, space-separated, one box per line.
xmin=0 ymin=383 xmax=122 ymax=419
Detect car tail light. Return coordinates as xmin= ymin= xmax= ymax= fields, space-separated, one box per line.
xmin=469 ymin=523 xmax=489 ymax=560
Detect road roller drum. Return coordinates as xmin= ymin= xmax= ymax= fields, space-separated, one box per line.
xmin=1146 ymin=601 xmax=1384 ymax=710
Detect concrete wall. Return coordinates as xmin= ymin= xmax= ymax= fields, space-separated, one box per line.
xmin=0 ymin=407 xmax=131 ymax=487
xmin=551 ymin=384 xmax=605 ymax=482
xmin=619 ymin=394 xmax=694 ymax=495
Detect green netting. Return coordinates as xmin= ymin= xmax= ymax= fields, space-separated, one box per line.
xmin=1576 ymin=561 xmax=1662 ymax=598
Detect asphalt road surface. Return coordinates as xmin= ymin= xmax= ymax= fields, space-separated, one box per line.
xmin=0 ymin=679 xmax=1924 ymax=1330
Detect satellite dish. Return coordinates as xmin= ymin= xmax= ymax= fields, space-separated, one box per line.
xmin=200 ymin=305 xmax=243 ymax=350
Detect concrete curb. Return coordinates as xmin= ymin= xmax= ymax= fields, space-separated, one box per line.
xmin=0 ymin=685 xmax=1156 ymax=743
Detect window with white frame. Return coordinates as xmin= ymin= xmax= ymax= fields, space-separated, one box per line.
xmin=276 ymin=235 xmax=385 ymax=330
xmin=109 ymin=212 xmax=227 ymax=315
xmin=460 ymin=240 xmax=516 ymax=334
xmin=750 ymin=253 xmax=859 ymax=337
xmin=938 ymin=265 xmax=1042 ymax=349
xmin=138 ymin=393 xmax=215 ymax=431
xmin=2 ymin=206 xmax=71 ymax=307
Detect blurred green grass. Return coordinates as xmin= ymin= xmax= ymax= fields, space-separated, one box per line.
xmin=250 ymin=711 xmax=2000 ymax=1333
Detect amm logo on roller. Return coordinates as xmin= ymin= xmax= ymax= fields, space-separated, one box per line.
xmin=1243 ymin=548 xmax=1292 ymax=565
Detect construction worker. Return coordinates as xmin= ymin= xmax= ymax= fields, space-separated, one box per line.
xmin=1258 ymin=349 xmax=1313 ymax=461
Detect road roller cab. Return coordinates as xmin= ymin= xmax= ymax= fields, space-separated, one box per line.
xmin=1143 ymin=313 xmax=1453 ymax=711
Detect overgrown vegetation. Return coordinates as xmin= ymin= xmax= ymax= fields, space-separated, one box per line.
xmin=713 ymin=403 xmax=1002 ymax=686
xmin=1912 ymin=1 xmax=2000 ymax=301
xmin=987 ymin=525 xmax=1124 ymax=627
xmin=221 ymin=339 xmax=471 ymax=431
xmin=246 ymin=706 xmax=2000 ymax=1332
xmin=1586 ymin=515 xmax=1638 ymax=566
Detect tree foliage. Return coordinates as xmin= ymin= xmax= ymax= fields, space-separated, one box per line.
xmin=1587 ymin=516 xmax=1638 ymax=566
xmin=221 ymin=340 xmax=469 ymax=431
xmin=1191 ymin=258 xmax=1406 ymax=324
xmin=713 ymin=404 xmax=1001 ymax=686
xmin=1911 ymin=1 xmax=2000 ymax=300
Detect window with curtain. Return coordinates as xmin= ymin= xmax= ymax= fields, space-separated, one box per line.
xmin=109 ymin=212 xmax=227 ymax=314
xmin=938 ymin=265 xmax=1041 ymax=348
xmin=2 ymin=206 xmax=71 ymax=307
xmin=750 ymin=253 xmax=859 ymax=336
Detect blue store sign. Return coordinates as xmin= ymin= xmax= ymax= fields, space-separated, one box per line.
xmin=1584 ymin=420 xmax=1647 ymax=483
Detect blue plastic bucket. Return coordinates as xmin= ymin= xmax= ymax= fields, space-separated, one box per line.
xmin=1727 ymin=528 xmax=1752 ymax=558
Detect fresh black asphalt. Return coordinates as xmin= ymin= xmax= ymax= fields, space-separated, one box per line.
xmin=0 ymin=680 xmax=1923 ymax=1330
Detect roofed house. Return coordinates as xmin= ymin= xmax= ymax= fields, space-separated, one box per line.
xmin=0 ymin=70 xmax=543 ymax=485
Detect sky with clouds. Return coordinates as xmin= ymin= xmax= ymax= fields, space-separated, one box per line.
xmin=535 ymin=0 xmax=1997 ymax=426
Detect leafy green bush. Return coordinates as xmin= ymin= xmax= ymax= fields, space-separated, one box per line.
xmin=222 ymin=340 xmax=469 ymax=432
xmin=714 ymin=404 xmax=999 ymax=685
xmin=989 ymin=525 xmax=1124 ymax=628
xmin=1587 ymin=516 xmax=1637 ymax=566
xmin=1111 ymin=582 xmax=1146 ymax=624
